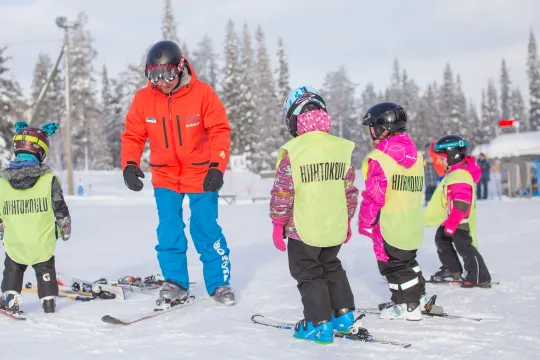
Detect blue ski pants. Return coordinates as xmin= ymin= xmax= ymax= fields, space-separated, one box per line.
xmin=154 ymin=189 xmax=231 ymax=295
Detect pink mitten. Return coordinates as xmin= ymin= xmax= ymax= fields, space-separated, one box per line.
xmin=272 ymin=221 xmax=287 ymax=252
xmin=443 ymin=211 xmax=462 ymax=236
xmin=344 ymin=219 xmax=352 ymax=243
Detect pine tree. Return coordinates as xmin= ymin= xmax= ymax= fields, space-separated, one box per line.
xmin=357 ymin=82 xmax=380 ymax=158
xmin=252 ymin=24 xmax=279 ymax=172
xmin=452 ymin=75 xmax=468 ymax=137
xmin=511 ymin=87 xmax=528 ymax=131
xmin=191 ymin=34 xmax=218 ymax=88
xmin=237 ymin=23 xmax=258 ymax=171
xmin=527 ymin=30 xmax=540 ymax=130
xmin=417 ymin=83 xmax=441 ymax=147
xmin=321 ymin=66 xmax=362 ymax=166
xmin=387 ymin=59 xmax=402 ymax=101
xmin=161 ymin=0 xmax=189 ymax=57
xmin=439 ymin=63 xmax=455 ymax=134
xmin=275 ymin=37 xmax=291 ymax=144
xmin=161 ymin=0 xmax=180 ymax=44
xmin=466 ymin=100 xmax=481 ymax=148
xmin=0 ymin=47 xmax=26 ymax=167
xmin=486 ymin=80 xmax=500 ymax=137
xmin=500 ymin=59 xmax=511 ymax=121
xmin=400 ymin=69 xmax=421 ymax=142
xmin=30 ymin=53 xmax=65 ymax=169
xmin=473 ymin=90 xmax=493 ymax=146
xmin=69 ymin=12 xmax=105 ymax=169
xmin=220 ymin=19 xmax=243 ymax=155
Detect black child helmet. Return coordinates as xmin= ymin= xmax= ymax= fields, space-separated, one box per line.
xmin=433 ymin=134 xmax=469 ymax=166
xmin=362 ymin=102 xmax=407 ymax=141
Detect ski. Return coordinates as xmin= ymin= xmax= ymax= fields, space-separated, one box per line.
xmin=251 ymin=314 xmax=411 ymax=348
xmin=354 ymin=305 xmax=483 ymax=322
xmin=101 ymin=295 xmax=196 ymax=326
xmin=22 ymin=287 xmax=96 ymax=302
xmin=57 ymin=273 xmax=125 ymax=300
xmin=0 ymin=308 xmax=27 ymax=320
xmin=425 ymin=278 xmax=499 ymax=287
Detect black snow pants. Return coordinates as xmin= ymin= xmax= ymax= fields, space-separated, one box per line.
xmin=377 ymin=240 xmax=426 ymax=305
xmin=435 ymin=226 xmax=491 ymax=284
xmin=287 ymin=239 xmax=355 ymax=324
xmin=1 ymin=253 xmax=59 ymax=298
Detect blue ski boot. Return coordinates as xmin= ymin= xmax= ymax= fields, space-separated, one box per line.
xmin=332 ymin=308 xmax=355 ymax=334
xmin=293 ymin=319 xmax=333 ymax=344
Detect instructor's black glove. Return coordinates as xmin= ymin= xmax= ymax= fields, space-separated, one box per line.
xmin=123 ymin=162 xmax=145 ymax=192
xmin=203 ymin=164 xmax=224 ymax=192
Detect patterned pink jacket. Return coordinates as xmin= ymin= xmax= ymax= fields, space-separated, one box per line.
xmin=269 ymin=109 xmax=359 ymax=240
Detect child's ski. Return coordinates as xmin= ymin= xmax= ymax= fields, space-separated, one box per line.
xmin=251 ymin=314 xmax=411 ymax=348
xmin=0 ymin=308 xmax=27 ymax=320
xmin=101 ymin=295 xmax=196 ymax=326
xmin=353 ymin=306 xmax=484 ymax=322
xmin=425 ymin=278 xmax=499 ymax=287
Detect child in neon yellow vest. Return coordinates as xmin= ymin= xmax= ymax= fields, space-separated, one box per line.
xmin=270 ymin=86 xmax=359 ymax=344
xmin=0 ymin=121 xmax=71 ymax=315
xmin=358 ymin=102 xmax=441 ymax=321
xmin=424 ymin=135 xmax=492 ymax=288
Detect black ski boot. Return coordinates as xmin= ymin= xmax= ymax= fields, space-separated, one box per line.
xmin=431 ymin=267 xmax=462 ymax=282
xmin=41 ymin=296 xmax=56 ymax=313
xmin=0 ymin=291 xmax=22 ymax=314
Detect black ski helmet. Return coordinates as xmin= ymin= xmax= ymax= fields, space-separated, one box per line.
xmin=433 ymin=134 xmax=469 ymax=166
xmin=144 ymin=40 xmax=184 ymax=85
xmin=362 ymin=102 xmax=407 ymax=141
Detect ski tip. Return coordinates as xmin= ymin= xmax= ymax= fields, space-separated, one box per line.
xmin=102 ymin=315 xmax=127 ymax=325
xmin=251 ymin=314 xmax=262 ymax=321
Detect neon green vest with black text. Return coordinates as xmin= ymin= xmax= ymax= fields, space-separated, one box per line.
xmin=361 ymin=149 xmax=424 ymax=250
xmin=424 ymin=169 xmax=478 ymax=248
xmin=0 ymin=173 xmax=57 ymax=265
xmin=277 ymin=132 xmax=354 ymax=247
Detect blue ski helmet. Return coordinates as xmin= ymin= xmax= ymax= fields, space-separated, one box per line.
xmin=282 ymin=86 xmax=326 ymax=137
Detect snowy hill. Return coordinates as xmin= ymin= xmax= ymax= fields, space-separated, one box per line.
xmin=1 ymin=170 xmax=539 ymax=359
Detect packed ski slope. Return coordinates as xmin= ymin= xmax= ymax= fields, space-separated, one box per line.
xmin=1 ymin=171 xmax=539 ymax=359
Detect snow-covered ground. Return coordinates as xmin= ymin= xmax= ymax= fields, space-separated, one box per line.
xmin=1 ymin=171 xmax=540 ymax=359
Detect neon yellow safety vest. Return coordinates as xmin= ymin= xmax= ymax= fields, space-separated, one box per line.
xmin=277 ymin=131 xmax=355 ymax=247
xmin=361 ymin=149 xmax=424 ymax=250
xmin=424 ymin=169 xmax=478 ymax=248
xmin=0 ymin=173 xmax=57 ymax=265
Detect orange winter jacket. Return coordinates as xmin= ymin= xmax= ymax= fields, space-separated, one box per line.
xmin=120 ymin=63 xmax=231 ymax=193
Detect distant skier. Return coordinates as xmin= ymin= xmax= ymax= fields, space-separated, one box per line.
xmin=424 ymin=135 xmax=492 ymax=288
xmin=0 ymin=122 xmax=71 ymax=314
xmin=358 ymin=102 xmax=435 ymax=321
xmin=120 ymin=40 xmax=234 ymax=308
xmin=270 ymin=86 xmax=359 ymax=344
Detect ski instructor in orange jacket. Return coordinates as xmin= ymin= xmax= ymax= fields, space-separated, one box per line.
xmin=120 ymin=40 xmax=234 ymax=307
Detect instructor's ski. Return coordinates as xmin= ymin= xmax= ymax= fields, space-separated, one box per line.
xmin=101 ymin=295 xmax=195 ymax=326
xmin=251 ymin=314 xmax=411 ymax=348
xmin=425 ymin=278 xmax=499 ymax=287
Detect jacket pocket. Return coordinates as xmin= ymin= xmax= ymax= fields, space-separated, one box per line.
xmin=191 ymin=160 xmax=210 ymax=166
xmin=162 ymin=117 xmax=169 ymax=148
xmin=149 ymin=163 xmax=168 ymax=167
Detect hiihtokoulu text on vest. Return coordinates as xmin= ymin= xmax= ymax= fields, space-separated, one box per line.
xmin=362 ymin=149 xmax=425 ymax=250
xmin=277 ymin=132 xmax=355 ymax=247
xmin=0 ymin=173 xmax=57 ymax=265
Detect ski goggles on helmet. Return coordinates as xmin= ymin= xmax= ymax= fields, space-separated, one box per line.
xmin=144 ymin=60 xmax=184 ymax=85
xmin=284 ymin=91 xmax=326 ymax=121
xmin=433 ymin=140 xmax=468 ymax=152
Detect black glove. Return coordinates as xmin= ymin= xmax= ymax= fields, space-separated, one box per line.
xmin=203 ymin=164 xmax=224 ymax=192
xmin=123 ymin=162 xmax=145 ymax=191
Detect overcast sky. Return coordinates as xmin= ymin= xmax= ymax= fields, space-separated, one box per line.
xmin=1 ymin=0 xmax=540 ymax=110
